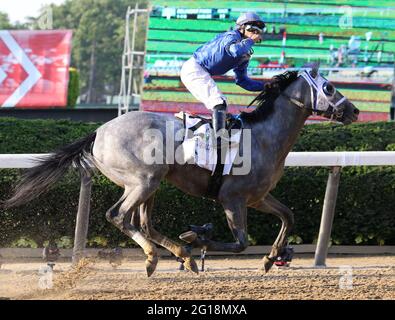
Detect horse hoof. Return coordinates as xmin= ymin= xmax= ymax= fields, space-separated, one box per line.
xmin=145 ymin=256 xmax=158 ymax=277
xmin=183 ymin=257 xmax=199 ymax=274
xmin=262 ymin=255 xmax=274 ymax=273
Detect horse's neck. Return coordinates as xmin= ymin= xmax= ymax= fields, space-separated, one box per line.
xmin=252 ymin=95 xmax=309 ymax=161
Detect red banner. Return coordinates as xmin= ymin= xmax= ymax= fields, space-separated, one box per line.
xmin=0 ymin=30 xmax=72 ymax=108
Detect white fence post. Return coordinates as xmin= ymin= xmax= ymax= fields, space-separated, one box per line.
xmin=72 ymin=171 xmax=92 ymax=265
xmin=314 ymin=166 xmax=341 ymax=266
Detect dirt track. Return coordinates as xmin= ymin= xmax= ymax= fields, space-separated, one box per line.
xmin=0 ymin=255 xmax=394 ymax=300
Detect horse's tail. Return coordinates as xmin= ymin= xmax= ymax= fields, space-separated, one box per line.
xmin=4 ymin=132 xmax=97 ymax=209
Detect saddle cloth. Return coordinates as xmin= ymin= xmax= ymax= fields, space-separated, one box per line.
xmin=176 ymin=111 xmax=242 ymax=175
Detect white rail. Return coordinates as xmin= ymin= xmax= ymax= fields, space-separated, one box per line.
xmin=1 ymin=151 xmax=394 ymax=267
xmin=0 ymin=154 xmax=50 ymax=168
xmin=285 ymin=151 xmax=395 ymax=167
xmin=1 ymin=151 xmax=395 ymax=169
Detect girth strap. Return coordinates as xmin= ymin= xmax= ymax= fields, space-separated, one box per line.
xmin=204 ymin=115 xmax=242 ymax=199
xmin=205 ymin=143 xmax=226 ymax=199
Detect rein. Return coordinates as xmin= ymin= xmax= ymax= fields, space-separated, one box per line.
xmin=244 ymin=70 xmax=346 ymax=122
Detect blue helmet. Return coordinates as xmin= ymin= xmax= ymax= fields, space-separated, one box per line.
xmin=236 ymin=12 xmax=265 ymax=29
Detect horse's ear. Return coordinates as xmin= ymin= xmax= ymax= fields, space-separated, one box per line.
xmin=310 ymin=62 xmax=320 ymax=78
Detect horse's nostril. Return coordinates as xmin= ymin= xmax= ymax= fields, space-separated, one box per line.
xmin=354 ymin=109 xmax=359 ymax=115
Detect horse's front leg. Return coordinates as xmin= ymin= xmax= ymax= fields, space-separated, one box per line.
xmin=188 ymin=199 xmax=249 ymax=253
xmin=249 ymin=193 xmax=295 ymax=273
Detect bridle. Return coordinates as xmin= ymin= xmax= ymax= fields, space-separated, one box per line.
xmin=282 ymin=70 xmax=347 ymax=121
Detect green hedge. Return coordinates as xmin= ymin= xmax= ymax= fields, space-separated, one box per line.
xmin=0 ymin=118 xmax=394 ymax=248
xmin=67 ymin=68 xmax=80 ymax=108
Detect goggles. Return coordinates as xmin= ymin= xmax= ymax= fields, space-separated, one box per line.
xmin=245 ymin=22 xmax=265 ymax=34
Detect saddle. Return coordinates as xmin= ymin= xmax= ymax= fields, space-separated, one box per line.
xmin=175 ymin=111 xmax=242 ymax=134
xmin=176 ymin=111 xmax=243 ymax=199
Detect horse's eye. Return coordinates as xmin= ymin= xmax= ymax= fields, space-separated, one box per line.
xmin=323 ymin=82 xmax=336 ymax=96
xmin=309 ymin=70 xmax=317 ymax=79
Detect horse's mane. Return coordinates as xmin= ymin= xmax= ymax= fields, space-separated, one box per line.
xmin=240 ymin=71 xmax=299 ymax=123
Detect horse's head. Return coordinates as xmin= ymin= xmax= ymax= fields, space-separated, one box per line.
xmin=286 ymin=63 xmax=359 ymax=125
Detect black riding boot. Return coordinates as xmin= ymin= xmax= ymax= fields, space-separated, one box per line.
xmin=212 ymin=103 xmax=227 ymax=169
xmin=212 ymin=103 xmax=227 ymax=138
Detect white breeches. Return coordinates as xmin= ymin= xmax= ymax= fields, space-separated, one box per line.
xmin=180 ymin=57 xmax=227 ymax=110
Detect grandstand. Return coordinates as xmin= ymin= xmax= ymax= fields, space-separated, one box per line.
xmin=142 ymin=0 xmax=395 ymax=121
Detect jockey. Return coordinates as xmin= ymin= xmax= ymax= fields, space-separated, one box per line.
xmin=180 ymin=12 xmax=266 ymax=135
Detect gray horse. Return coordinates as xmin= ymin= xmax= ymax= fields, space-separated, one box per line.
xmin=5 ymin=65 xmax=359 ymax=276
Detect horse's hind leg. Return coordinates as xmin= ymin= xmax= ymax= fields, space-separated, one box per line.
xmin=140 ymin=194 xmax=199 ymax=274
xmin=249 ymin=193 xmax=295 ymax=273
xmin=106 ymin=186 xmax=159 ymax=277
